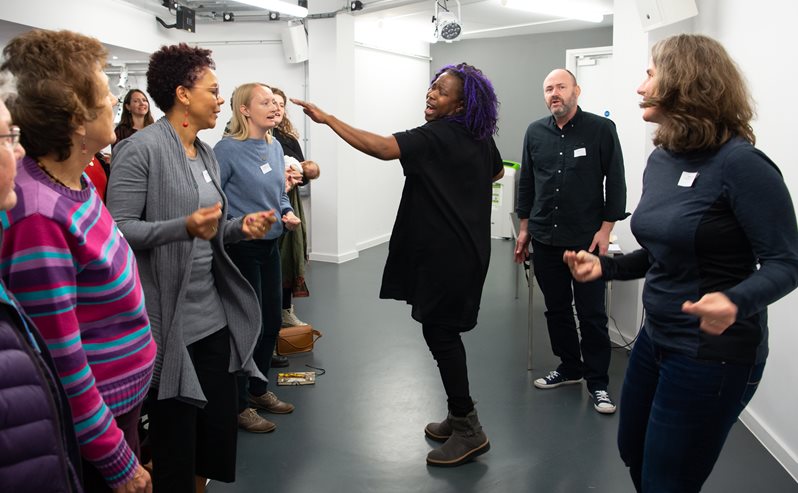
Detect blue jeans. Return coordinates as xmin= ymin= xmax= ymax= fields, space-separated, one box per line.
xmin=618 ymin=328 xmax=765 ymax=492
xmin=531 ymin=240 xmax=610 ymax=390
xmin=226 ymin=239 xmax=282 ymax=412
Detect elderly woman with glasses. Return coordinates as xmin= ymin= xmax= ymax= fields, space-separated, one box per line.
xmin=1 ymin=30 xmax=156 ymax=492
xmin=107 ymin=44 xmax=275 ymax=493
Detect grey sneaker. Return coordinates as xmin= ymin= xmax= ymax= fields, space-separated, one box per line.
xmin=533 ymin=370 xmax=584 ymax=389
xmin=590 ymin=389 xmax=617 ymax=414
xmin=281 ymin=305 xmax=308 ymax=327
xmin=249 ymin=391 xmax=295 ymax=414
xmin=237 ymin=408 xmax=276 ymax=433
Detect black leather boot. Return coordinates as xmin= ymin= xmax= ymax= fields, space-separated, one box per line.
xmin=426 ymin=409 xmax=490 ymax=467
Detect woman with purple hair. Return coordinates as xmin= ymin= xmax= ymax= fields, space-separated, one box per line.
xmin=293 ymin=63 xmax=503 ymax=467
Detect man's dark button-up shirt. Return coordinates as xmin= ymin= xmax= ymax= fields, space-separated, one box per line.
xmin=516 ymin=106 xmax=628 ymax=247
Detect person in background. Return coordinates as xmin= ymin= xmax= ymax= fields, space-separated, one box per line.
xmin=564 ymin=34 xmax=798 ymax=492
xmin=271 ymin=87 xmax=320 ymax=332
xmin=214 ymin=83 xmax=299 ymax=434
xmin=1 ymin=30 xmax=155 ymax=493
xmin=112 ymin=89 xmax=154 ymax=151
xmin=107 ymin=45 xmax=275 ymax=493
xmin=514 ymin=68 xmax=628 ymax=414
xmin=85 ymin=153 xmax=108 ymax=201
xmin=293 ymin=63 xmax=503 ymax=467
xmin=0 ymin=71 xmax=84 ymax=493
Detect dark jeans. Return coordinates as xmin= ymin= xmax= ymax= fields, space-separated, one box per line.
xmin=618 ymin=328 xmax=765 ymax=492
xmin=422 ymin=323 xmax=474 ymax=417
xmin=531 ymin=240 xmax=610 ymax=390
xmin=227 ymin=239 xmax=282 ymax=412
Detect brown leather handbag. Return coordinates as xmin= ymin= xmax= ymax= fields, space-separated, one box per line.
xmin=277 ymin=325 xmax=322 ymax=355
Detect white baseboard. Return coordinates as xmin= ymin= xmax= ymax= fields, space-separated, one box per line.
xmin=356 ymin=233 xmax=391 ymax=252
xmin=308 ymin=249 xmax=359 ymax=264
xmin=739 ymin=407 xmax=798 ymax=482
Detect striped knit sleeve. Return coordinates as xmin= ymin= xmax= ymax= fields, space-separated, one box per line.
xmin=0 ymin=213 xmax=139 ymax=488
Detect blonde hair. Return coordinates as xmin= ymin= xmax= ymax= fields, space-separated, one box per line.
xmin=643 ymin=34 xmax=755 ymax=152
xmin=271 ymin=86 xmax=300 ymax=141
xmin=225 ymin=82 xmax=272 ymax=142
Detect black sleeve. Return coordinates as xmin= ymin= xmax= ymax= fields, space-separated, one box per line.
xmin=600 ymin=248 xmax=651 ymax=281
xmin=516 ymin=126 xmax=534 ymax=220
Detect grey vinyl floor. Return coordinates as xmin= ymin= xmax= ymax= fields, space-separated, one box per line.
xmin=207 ymin=239 xmax=798 ymax=493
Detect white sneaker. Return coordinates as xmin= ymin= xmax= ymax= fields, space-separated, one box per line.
xmin=281 ymin=305 xmax=308 ymax=327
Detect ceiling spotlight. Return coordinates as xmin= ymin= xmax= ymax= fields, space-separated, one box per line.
xmin=433 ymin=0 xmax=462 ymax=42
xmin=350 ymin=0 xmax=364 ymax=11
xmin=268 ymin=10 xmax=280 ymax=20
xmin=222 ymin=11 xmax=235 ymax=21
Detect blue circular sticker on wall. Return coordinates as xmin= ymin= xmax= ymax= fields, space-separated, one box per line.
xmin=604 ymin=110 xmax=611 ymax=117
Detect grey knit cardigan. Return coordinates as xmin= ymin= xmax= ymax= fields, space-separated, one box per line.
xmin=107 ymin=117 xmax=264 ymax=407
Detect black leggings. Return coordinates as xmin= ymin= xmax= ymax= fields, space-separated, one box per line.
xmin=422 ymin=323 xmax=474 ymax=417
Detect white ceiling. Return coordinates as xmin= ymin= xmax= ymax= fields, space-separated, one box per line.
xmin=0 ymin=0 xmax=614 ymax=66
xmin=117 ymin=0 xmax=614 ymax=40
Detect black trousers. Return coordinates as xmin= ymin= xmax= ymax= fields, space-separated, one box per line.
xmin=422 ymin=322 xmax=474 ymax=417
xmin=531 ymin=239 xmax=611 ymax=391
xmin=147 ymin=328 xmax=238 ymax=492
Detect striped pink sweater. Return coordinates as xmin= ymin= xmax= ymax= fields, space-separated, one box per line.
xmin=0 ymin=157 xmax=156 ymax=487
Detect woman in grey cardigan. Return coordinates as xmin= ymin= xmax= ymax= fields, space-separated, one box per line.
xmin=107 ymin=44 xmax=275 ymax=493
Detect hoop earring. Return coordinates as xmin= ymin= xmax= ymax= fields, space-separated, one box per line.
xmin=182 ymin=104 xmax=190 ymax=128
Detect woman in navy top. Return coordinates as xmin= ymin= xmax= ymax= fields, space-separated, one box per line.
xmin=565 ymin=34 xmax=798 ymax=492
xmin=293 ymin=64 xmax=504 ymax=467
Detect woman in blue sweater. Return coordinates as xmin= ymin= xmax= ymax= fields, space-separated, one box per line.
xmin=564 ymin=34 xmax=798 ymax=492
xmin=215 ymin=83 xmax=300 ymax=434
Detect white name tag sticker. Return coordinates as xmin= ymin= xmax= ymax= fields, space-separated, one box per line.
xmin=678 ymin=171 xmax=698 ymax=187
xmin=202 ymin=170 xmax=212 ymax=183
xmin=574 ymin=147 xmax=586 ymax=158
xmin=260 ymin=163 xmax=272 ymax=174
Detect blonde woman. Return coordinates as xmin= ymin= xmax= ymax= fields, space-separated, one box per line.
xmin=214 ymin=83 xmax=300 ymax=433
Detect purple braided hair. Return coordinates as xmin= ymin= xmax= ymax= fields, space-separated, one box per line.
xmin=432 ymin=63 xmax=499 ymax=140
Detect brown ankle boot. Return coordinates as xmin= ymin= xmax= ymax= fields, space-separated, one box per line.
xmin=424 ymin=416 xmax=452 ymax=442
xmin=426 ymin=409 xmax=490 ymax=467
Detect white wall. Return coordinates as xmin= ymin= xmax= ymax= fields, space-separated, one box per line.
xmin=610 ymin=0 xmax=798 ymax=480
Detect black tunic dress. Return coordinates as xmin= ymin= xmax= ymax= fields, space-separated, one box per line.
xmin=385 ymin=119 xmax=502 ymax=329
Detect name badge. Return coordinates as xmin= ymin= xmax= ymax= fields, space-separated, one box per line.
xmin=574 ymin=147 xmax=586 ymax=158
xmin=260 ymin=163 xmax=272 ymax=174
xmin=202 ymin=170 xmax=212 ymax=183
xmin=678 ymin=171 xmax=698 ymax=187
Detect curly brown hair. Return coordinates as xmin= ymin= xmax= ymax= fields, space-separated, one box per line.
xmin=643 ymin=34 xmax=755 ymax=153
xmin=271 ymin=86 xmax=300 ymax=141
xmin=1 ymin=30 xmax=108 ymax=161
xmin=147 ymin=43 xmax=215 ymax=113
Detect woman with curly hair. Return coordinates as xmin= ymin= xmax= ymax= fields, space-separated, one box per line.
xmin=293 ymin=63 xmax=503 ymax=467
xmin=564 ymin=34 xmax=798 ymax=491
xmin=0 ymin=30 xmax=156 ymax=492
xmin=107 ymin=44 xmax=275 ymax=492
xmin=112 ymin=89 xmax=154 ymax=150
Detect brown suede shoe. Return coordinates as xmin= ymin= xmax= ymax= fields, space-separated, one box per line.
xmin=237 ymin=408 xmax=276 ymax=433
xmin=249 ymin=391 xmax=295 ymax=414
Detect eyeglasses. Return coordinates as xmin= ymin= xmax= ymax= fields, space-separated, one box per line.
xmin=193 ymin=85 xmax=222 ymax=99
xmin=0 ymin=126 xmax=20 ymax=147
